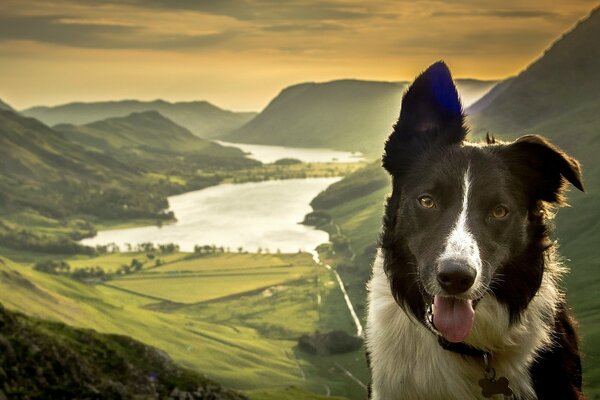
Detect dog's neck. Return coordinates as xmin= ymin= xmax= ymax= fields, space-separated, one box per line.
xmin=366 ymin=248 xmax=562 ymax=400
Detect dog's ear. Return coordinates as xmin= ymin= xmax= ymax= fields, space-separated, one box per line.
xmin=500 ymin=135 xmax=584 ymax=204
xmin=383 ymin=61 xmax=466 ymax=175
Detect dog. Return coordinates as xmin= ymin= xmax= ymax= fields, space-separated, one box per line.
xmin=365 ymin=62 xmax=585 ymax=399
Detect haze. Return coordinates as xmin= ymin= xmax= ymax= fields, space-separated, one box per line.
xmin=0 ymin=0 xmax=595 ymax=111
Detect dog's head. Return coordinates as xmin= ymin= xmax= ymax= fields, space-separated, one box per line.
xmin=381 ymin=61 xmax=583 ymax=343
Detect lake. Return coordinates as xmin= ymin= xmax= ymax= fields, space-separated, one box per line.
xmin=81 ymin=177 xmax=340 ymax=253
xmin=216 ymin=140 xmax=363 ymax=163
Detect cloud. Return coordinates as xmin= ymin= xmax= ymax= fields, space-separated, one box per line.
xmin=0 ymin=14 xmax=134 ymax=47
xmin=262 ymin=22 xmax=347 ymax=33
xmin=430 ymin=9 xmax=558 ymax=19
xmin=0 ymin=13 xmax=237 ymax=50
xmin=394 ymin=28 xmax=552 ymax=56
xmin=74 ymin=0 xmax=376 ymax=22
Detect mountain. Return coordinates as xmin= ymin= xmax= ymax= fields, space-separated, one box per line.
xmin=469 ymin=7 xmax=600 ymax=136
xmin=0 ymin=301 xmax=247 ymax=399
xmin=22 ymin=100 xmax=257 ymax=138
xmin=0 ymin=110 xmax=256 ymax=253
xmin=222 ymin=79 xmax=497 ymax=155
xmin=54 ymin=110 xmax=243 ymax=154
xmin=0 ymin=109 xmax=140 ymax=213
xmin=0 ymin=98 xmax=14 ymax=112
xmin=309 ymin=7 xmax=600 ymax=396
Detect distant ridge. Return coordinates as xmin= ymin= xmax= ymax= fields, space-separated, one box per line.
xmin=0 ymin=108 xmax=252 ymax=224
xmin=22 ymin=99 xmax=257 ymax=139
xmin=54 ymin=110 xmax=215 ymax=153
xmin=223 ymin=79 xmax=497 ymax=155
xmin=0 ymin=98 xmax=14 ymax=112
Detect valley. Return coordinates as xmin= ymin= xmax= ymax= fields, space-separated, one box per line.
xmin=0 ymin=108 xmax=370 ymax=398
xmin=0 ymin=250 xmax=368 ymax=399
xmin=1 ymin=5 xmax=599 ymax=399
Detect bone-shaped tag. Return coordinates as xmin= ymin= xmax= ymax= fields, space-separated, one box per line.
xmin=478 ymin=376 xmax=513 ymax=398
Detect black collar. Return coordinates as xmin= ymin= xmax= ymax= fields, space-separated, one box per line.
xmin=425 ymin=304 xmax=490 ymax=359
xmin=437 ymin=335 xmax=489 ymax=358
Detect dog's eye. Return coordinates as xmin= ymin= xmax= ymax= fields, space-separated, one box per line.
xmin=491 ymin=205 xmax=509 ymax=219
xmin=418 ymin=195 xmax=435 ymax=209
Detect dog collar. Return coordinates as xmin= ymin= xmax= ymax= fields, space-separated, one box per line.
xmin=436 ymin=335 xmax=489 ymax=358
xmin=426 ymin=305 xmax=514 ymax=398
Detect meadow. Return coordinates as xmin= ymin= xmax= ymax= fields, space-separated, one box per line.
xmin=0 ymin=251 xmax=368 ymax=399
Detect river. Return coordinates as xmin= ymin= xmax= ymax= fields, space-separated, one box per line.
xmin=82 ymin=144 xmax=359 ymax=252
xmin=216 ymin=140 xmax=363 ymax=163
xmin=81 ymin=177 xmax=340 ymax=253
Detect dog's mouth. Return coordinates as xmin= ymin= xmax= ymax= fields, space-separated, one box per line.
xmin=424 ymin=290 xmax=485 ymax=343
xmin=430 ymin=295 xmax=475 ymax=343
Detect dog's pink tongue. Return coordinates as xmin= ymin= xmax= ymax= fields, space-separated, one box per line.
xmin=433 ymin=295 xmax=474 ymax=343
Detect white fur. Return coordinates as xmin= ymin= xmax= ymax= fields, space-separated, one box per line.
xmin=366 ymin=250 xmax=561 ymax=400
xmin=438 ymin=168 xmax=482 ymax=284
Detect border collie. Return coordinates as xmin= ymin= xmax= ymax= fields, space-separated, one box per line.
xmin=366 ymin=62 xmax=585 ymax=399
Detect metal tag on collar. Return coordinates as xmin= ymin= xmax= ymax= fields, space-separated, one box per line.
xmin=478 ymin=353 xmax=513 ymax=398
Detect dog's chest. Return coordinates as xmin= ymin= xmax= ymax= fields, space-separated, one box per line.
xmin=367 ymin=292 xmax=486 ymax=399
xmin=366 ymin=254 xmax=538 ymax=400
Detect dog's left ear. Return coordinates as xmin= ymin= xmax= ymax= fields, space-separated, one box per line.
xmin=383 ymin=61 xmax=467 ymax=175
xmin=499 ymin=135 xmax=584 ymax=204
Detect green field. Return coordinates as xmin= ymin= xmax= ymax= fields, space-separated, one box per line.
xmin=108 ymin=254 xmax=316 ymax=304
xmin=0 ymin=252 xmax=368 ymax=399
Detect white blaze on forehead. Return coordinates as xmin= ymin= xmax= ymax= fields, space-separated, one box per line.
xmin=439 ymin=167 xmax=482 ymax=275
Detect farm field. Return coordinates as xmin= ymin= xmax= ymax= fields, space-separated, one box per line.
xmin=0 ymin=252 xmax=368 ymax=399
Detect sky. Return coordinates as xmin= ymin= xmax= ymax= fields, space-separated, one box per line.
xmin=0 ymin=1 xmax=597 ymax=112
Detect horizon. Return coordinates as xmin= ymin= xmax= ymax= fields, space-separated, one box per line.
xmin=0 ymin=1 xmax=596 ymax=111
xmin=11 ymin=76 xmax=500 ymax=113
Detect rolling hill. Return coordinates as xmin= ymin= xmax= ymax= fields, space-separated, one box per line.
xmin=54 ymin=110 xmax=247 ymax=155
xmin=0 ymin=109 xmax=257 ymax=254
xmin=0 ymin=252 xmax=354 ymax=399
xmin=308 ymin=6 xmax=600 ymax=396
xmin=22 ymin=99 xmax=257 ymax=139
xmin=0 ymin=109 xmax=141 ymax=216
xmin=222 ymin=79 xmax=497 ymax=155
xmin=0 ymin=98 xmax=14 ymax=112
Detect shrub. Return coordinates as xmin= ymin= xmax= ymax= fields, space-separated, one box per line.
xmin=297 ymin=330 xmax=363 ymax=355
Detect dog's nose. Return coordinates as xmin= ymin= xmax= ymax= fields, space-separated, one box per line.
xmin=437 ymin=260 xmax=476 ymax=295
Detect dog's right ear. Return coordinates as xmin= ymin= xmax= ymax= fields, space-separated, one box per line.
xmin=383 ymin=61 xmax=467 ymax=176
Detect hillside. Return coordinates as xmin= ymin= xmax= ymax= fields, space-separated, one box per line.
xmin=0 ymin=98 xmax=14 ymax=112
xmin=0 ymin=109 xmax=143 ymax=217
xmin=469 ymin=6 xmax=600 ymax=135
xmin=0 ymin=302 xmax=247 ymax=399
xmin=54 ymin=110 xmax=247 ymax=155
xmin=22 ymin=99 xmax=257 ymax=138
xmin=0 ymin=253 xmax=355 ymax=399
xmin=222 ymin=79 xmax=496 ymax=155
xmin=0 ymin=110 xmax=257 ymax=254
xmin=309 ymin=7 xmax=600 ymax=396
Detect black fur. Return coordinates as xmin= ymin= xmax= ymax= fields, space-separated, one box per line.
xmin=372 ymin=61 xmax=585 ymax=398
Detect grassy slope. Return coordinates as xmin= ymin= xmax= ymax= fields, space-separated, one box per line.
xmin=0 ymin=252 xmax=366 ymax=399
xmin=223 ymin=79 xmax=496 ymax=155
xmin=54 ymin=110 xmax=243 ymax=155
xmin=0 ymin=301 xmax=247 ymax=399
xmin=0 ymin=108 xmax=260 ymax=255
xmin=21 ymin=99 xmax=257 ymax=138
